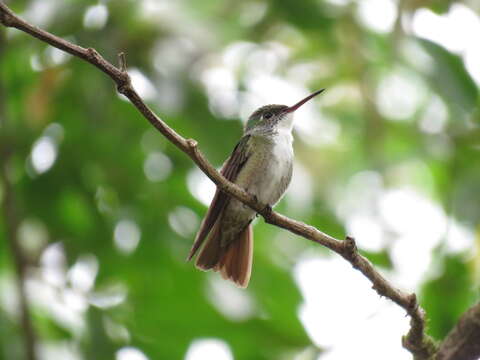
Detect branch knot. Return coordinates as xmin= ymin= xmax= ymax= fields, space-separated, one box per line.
xmin=114 ymin=52 xmax=132 ymax=94
xmin=186 ymin=139 xmax=198 ymax=149
xmin=342 ymin=236 xmax=360 ymax=267
xmin=407 ymin=293 xmax=419 ymax=311
xmin=116 ymin=80 xmax=132 ymax=95
xmin=86 ymin=47 xmax=101 ymax=62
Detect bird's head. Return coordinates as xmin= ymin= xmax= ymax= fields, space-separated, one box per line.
xmin=245 ymin=89 xmax=324 ymax=134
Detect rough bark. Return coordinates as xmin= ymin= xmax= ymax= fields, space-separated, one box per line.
xmin=436 ymin=302 xmax=480 ymax=360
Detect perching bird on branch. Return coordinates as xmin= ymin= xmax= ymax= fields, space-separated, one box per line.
xmin=187 ymin=89 xmax=325 ymax=288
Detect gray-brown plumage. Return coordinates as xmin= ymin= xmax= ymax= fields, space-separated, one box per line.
xmin=187 ymin=90 xmax=324 ymax=288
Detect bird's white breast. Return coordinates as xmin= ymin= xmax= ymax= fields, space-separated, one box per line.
xmin=251 ymin=129 xmax=293 ymax=205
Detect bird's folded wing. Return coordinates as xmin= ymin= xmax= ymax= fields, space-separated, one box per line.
xmin=187 ymin=135 xmax=252 ymax=260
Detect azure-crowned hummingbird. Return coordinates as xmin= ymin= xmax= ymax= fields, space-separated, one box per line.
xmin=187 ymin=89 xmax=325 ymax=288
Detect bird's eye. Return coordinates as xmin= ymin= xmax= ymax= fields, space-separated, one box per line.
xmin=263 ymin=112 xmax=273 ymax=119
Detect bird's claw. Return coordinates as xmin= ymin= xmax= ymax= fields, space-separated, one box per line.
xmin=263 ymin=204 xmax=273 ymax=216
xmin=250 ymin=194 xmax=272 ymax=217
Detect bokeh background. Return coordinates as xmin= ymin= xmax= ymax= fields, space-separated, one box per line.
xmin=1 ymin=0 xmax=479 ymax=359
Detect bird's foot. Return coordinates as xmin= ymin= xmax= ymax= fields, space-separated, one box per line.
xmin=262 ymin=204 xmax=273 ymax=216
xmin=250 ymin=194 xmax=273 ymax=217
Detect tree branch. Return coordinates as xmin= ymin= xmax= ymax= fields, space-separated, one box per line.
xmin=436 ymin=302 xmax=480 ymax=360
xmin=0 ymin=3 xmax=437 ymax=358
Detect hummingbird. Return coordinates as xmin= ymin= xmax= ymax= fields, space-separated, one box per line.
xmin=187 ymin=89 xmax=325 ymax=288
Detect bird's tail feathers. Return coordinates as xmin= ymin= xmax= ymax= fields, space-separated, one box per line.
xmin=195 ymin=221 xmax=224 ymax=270
xmin=195 ymin=223 xmax=253 ymax=288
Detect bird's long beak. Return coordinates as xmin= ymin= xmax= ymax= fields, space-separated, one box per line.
xmin=285 ymin=89 xmax=325 ymax=113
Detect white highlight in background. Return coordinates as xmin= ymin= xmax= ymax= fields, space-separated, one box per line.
xmin=356 ymin=0 xmax=397 ymax=33
xmin=128 ymin=68 xmax=157 ymax=101
xmin=144 ymin=152 xmax=173 ymax=182
xmin=67 ymin=255 xmax=99 ymax=293
xmin=412 ymin=4 xmax=480 ymax=85
xmin=419 ymin=96 xmax=448 ymax=134
xmin=206 ymin=277 xmax=255 ymax=321
xmin=376 ymin=68 xmax=427 ymax=121
xmin=346 ymin=214 xmax=385 ymax=252
xmin=187 ymin=167 xmax=216 ymax=207
xmin=31 ymin=136 xmax=58 ymax=174
xmin=114 ymin=220 xmax=141 ymax=255
xmin=83 ymin=4 xmax=109 ymax=30
xmin=168 ymin=206 xmax=199 ymax=238
xmin=40 ymin=242 xmax=67 ymax=287
xmin=185 ymin=339 xmax=233 ymax=360
xmin=295 ymin=257 xmax=410 ymax=359
xmin=116 ymin=347 xmax=149 ymax=360
xmin=89 ymin=283 xmax=127 ymax=309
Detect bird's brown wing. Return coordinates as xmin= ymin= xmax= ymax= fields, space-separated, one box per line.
xmin=187 ymin=135 xmax=252 ymax=260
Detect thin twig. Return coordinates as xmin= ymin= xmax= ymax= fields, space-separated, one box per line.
xmin=0 ymin=3 xmax=437 ymax=358
xmin=118 ymin=52 xmax=127 ymax=73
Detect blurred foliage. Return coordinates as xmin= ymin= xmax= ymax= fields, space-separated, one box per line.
xmin=0 ymin=0 xmax=479 ymax=359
